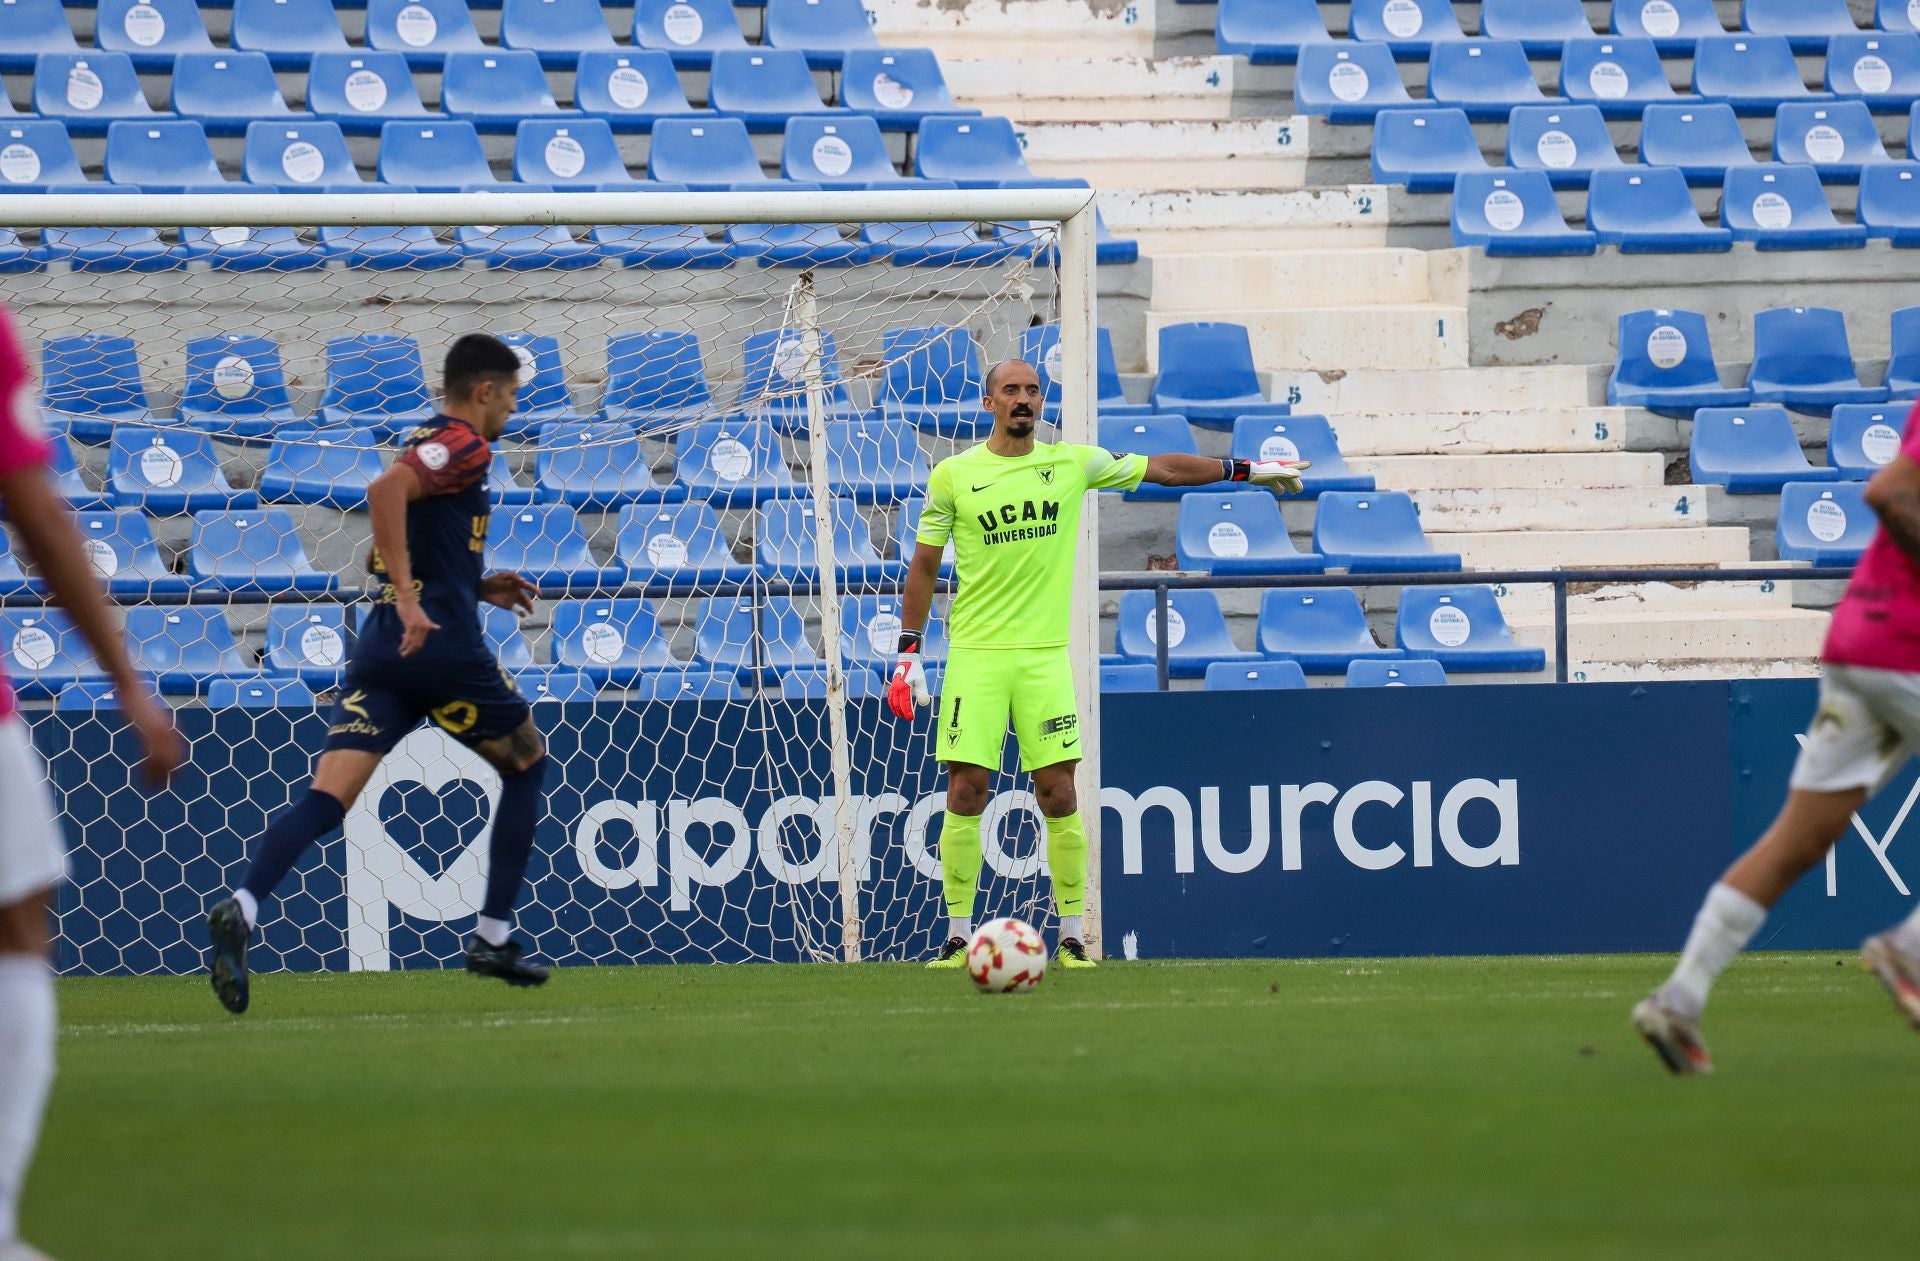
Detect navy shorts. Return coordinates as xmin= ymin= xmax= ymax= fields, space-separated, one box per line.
xmin=323 ymin=626 xmax=530 ymax=755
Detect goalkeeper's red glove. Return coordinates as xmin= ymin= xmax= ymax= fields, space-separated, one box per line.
xmin=887 ymin=631 xmax=930 ymax=721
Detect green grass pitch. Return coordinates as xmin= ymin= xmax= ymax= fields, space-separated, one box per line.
xmin=27 ymin=953 xmax=1920 ymax=1260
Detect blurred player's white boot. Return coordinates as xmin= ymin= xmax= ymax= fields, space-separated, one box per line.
xmin=1631 ymin=988 xmax=1715 ymax=1076
xmin=0 ymin=957 xmax=55 ymax=1261
xmin=0 ymin=1241 xmax=54 ymax=1260
xmin=1861 ymin=932 xmax=1920 ymax=1029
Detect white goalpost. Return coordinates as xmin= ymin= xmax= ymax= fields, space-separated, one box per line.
xmin=0 ymin=187 xmax=1106 ymax=972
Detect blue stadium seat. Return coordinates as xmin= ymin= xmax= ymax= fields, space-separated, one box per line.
xmin=1482 ymin=0 xmax=1595 ymax=56
xmin=1886 ymin=306 xmax=1920 ymax=396
xmin=1610 ymin=0 xmax=1724 ymax=56
xmin=376 ymin=119 xmax=493 ymax=191
xmin=1202 ymin=660 xmax=1306 ymax=691
xmin=494 ymin=331 xmax=583 ymax=431
xmin=1588 ymin=166 xmax=1733 ymax=252
xmin=646 ymin=117 xmax=767 ymax=189
xmin=1827 ymin=404 xmax=1906 ymax=477
xmin=632 ymin=0 xmax=747 ymax=68
xmin=31 ymin=53 xmax=166 ymax=135
xmin=500 ymin=0 xmax=616 ymax=68
xmin=674 ymin=420 xmax=798 ymax=505
xmin=587 ymin=190 xmax=733 ymax=269
xmin=243 ymin=121 xmax=364 ymax=190
xmin=693 ymin=595 xmax=820 ymax=683
xmin=1608 ymin=308 xmax=1752 ymax=415
xmin=894 ymin=493 xmax=955 ymax=576
xmin=1113 ymin=589 xmax=1260 ymax=678
xmin=756 ymin=497 xmax=900 ymax=587
xmin=0 ymin=610 xmax=106 ymax=699
xmin=0 ymin=228 xmax=33 ymax=275
xmin=1396 ymin=587 xmax=1545 ymax=672
xmin=764 ymin=0 xmax=879 ymax=69
xmin=1099 ymin=662 xmax=1161 ymax=692
xmin=725 ymin=194 xmax=883 ymax=269
xmin=47 ymin=433 xmax=111 ymax=509
xmin=1229 ymin=414 xmax=1376 ymax=495
xmin=1690 ymin=405 xmax=1842 ymax=492
xmin=178 ymin=332 xmax=302 ymax=437
xmin=1214 ymin=0 xmax=1331 ymax=64
xmin=731 ymin=329 xmax=860 ymax=432
xmin=1347 ymin=658 xmax=1448 ymax=686
xmin=825 ymin=418 xmax=929 ymax=503
xmin=839 ymin=594 xmax=946 ymax=673
xmin=453 ymin=185 xmax=601 ymax=269
xmin=1880 ymin=0 xmax=1920 ymax=34
xmin=1777 ymin=482 xmax=1874 ymax=565
xmin=620 ymin=667 xmax=745 ymax=700
xmin=171 ymin=52 xmax=303 ymax=137
xmin=1429 ymin=41 xmax=1548 ymax=121
xmin=1826 ymin=34 xmax=1920 ymax=111
xmin=1560 ymin=38 xmax=1692 ymax=118
xmin=1296 ymin=43 xmax=1420 ymax=122
xmin=534 ymin=421 xmax=681 ymax=508
xmin=1742 ymin=0 xmax=1859 ymax=55
xmin=1773 ymin=101 xmax=1887 ymax=182
xmin=486 ymin=504 xmax=618 ymax=592
xmin=1176 ymin=492 xmax=1323 ymax=576
xmin=185 ymin=215 xmax=322 ymax=275
xmin=1149 ymin=322 xmax=1290 ymax=428
xmin=39 ymin=334 xmax=154 ymax=441
xmin=550 ymin=598 xmax=683 ymax=685
xmin=574 ymin=50 xmax=703 ymax=132
xmin=124 ymin=606 xmax=252 ymax=694
xmin=1348 ymin=0 xmax=1466 ymax=59
xmin=1094 ymin=414 xmax=1200 ymax=503
xmin=601 ymin=329 xmax=714 ymax=428
xmin=914 ymin=116 xmax=1057 ymax=188
xmin=877 ymin=325 xmax=986 ymax=438
xmin=1693 ymin=35 xmax=1832 ymax=115
xmin=490 ymin=453 xmax=540 ymax=506
xmin=1725 ymin=165 xmax=1862 ymax=250
xmin=0 ymin=122 xmax=86 ymax=191
xmin=1505 ymin=104 xmax=1624 ymax=189
xmin=306 ymin=52 xmax=433 ymax=135
xmin=208 ymin=677 xmax=318 ymax=708
xmin=1370 ymin=107 xmax=1488 ymax=192
xmin=318 ymin=333 xmax=435 ymax=433
xmin=513 ymin=118 xmax=635 ymax=187
xmin=71 ymin=509 xmax=189 ymax=597
xmin=440 ymin=50 xmax=575 ymax=132
xmin=264 ymin=606 xmax=351 ymax=683
xmin=860 ymin=202 xmax=1018 ymax=268
xmin=1312 ymin=491 xmax=1464 ymax=572
xmin=188 ymin=508 xmax=335 ymax=594
xmin=229 ymin=0 xmax=348 ymax=69
xmin=31 ymin=184 xmax=180 ymax=272
xmin=366 ymin=0 xmax=486 ymax=68
xmin=104 ymin=121 xmax=224 ymax=192
xmin=316 ymin=221 xmax=466 ymax=269
xmin=615 ymin=501 xmax=749 ymax=587
xmin=475 ymin=601 xmax=536 ymax=671
xmin=1638 ymin=102 xmax=1755 ymax=185
xmin=1023 ymin=324 xmax=1150 ymax=420
xmin=53 ymin=681 xmax=133 ymax=712
xmin=1451 ymin=169 xmax=1599 ymax=254
xmin=1257 ymin=587 xmax=1402 ymax=674
xmin=514 ymin=666 xmax=599 ymax=703
xmin=839 ymin=48 xmax=978 ymax=131
xmin=257 ymin=426 xmax=384 ymax=507
xmin=779 ymin=667 xmax=884 ymax=700
xmin=0 ymin=0 xmax=78 ymax=72
xmin=1747 ymin=306 xmax=1888 ymax=412
xmin=782 ymin=115 xmax=908 ymax=189
xmin=108 ymin=426 xmax=258 ymax=514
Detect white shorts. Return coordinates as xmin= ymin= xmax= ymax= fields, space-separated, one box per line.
xmin=0 ymin=714 xmax=65 ymax=906
xmin=1789 ymin=664 xmax=1920 ymax=795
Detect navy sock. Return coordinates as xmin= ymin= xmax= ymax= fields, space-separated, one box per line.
xmin=240 ymin=789 xmax=347 ymax=906
xmin=480 ymin=758 xmax=548 ymax=922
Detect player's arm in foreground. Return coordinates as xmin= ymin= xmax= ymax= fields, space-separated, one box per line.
xmin=1863 ymin=451 xmax=1920 ymax=563
xmin=366 ymin=461 xmax=438 ymax=656
xmin=888 ymin=463 xmax=954 ymax=720
xmin=1138 ymin=452 xmax=1310 ymax=495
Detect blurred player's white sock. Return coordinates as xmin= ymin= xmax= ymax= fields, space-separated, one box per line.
xmin=1666 ymin=883 xmax=1766 ymax=1018
xmin=1061 ymin=915 xmax=1083 ymax=942
xmin=232 ymin=888 xmax=259 ymax=930
xmin=0 ymin=955 xmax=55 ymax=1247
xmin=1892 ymin=903 xmax=1920 ymax=957
xmin=948 ymin=918 xmax=971 ymax=941
xmin=475 ymin=916 xmax=510 ymax=948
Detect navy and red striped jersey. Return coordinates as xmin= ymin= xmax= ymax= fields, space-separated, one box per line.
xmin=367 ymin=415 xmax=492 ymax=641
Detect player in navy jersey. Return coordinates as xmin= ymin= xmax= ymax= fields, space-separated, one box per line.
xmin=206 ymin=335 xmax=551 ymax=1012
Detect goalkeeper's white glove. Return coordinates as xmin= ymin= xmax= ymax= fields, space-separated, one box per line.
xmin=1229 ymin=457 xmax=1313 ymax=497
xmin=887 ymin=632 xmax=931 ymax=721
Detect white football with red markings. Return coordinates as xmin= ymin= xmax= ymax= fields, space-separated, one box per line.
xmin=965 ymin=918 xmax=1047 ymax=994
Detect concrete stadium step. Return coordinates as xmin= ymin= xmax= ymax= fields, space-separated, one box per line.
xmin=1450 ymin=527 xmax=1753 ymax=569
xmin=1511 ymin=609 xmax=1832 ymax=663
xmin=1334 ymin=409 xmax=1628 ymax=457
xmin=1356 ymin=452 xmax=1668 ymax=490
xmin=1278 ymin=365 xmax=1593 ymax=416
xmin=1406 ymin=486 xmax=1706 ymax=532
xmin=1567 ymin=658 xmax=1822 ymax=682
xmin=869 ymin=0 xmax=1155 ymax=60
xmin=1148 ymin=248 xmax=1450 ymax=313
xmin=1099 ymin=188 xmax=1389 ymax=252
xmin=1017 ymin=118 xmax=1306 ymax=187
xmin=949 ymin=59 xmax=1237 ymax=123
xmin=1498 ymin=579 xmax=1799 ymax=624
xmin=1147 ymin=306 xmax=1467 ymax=372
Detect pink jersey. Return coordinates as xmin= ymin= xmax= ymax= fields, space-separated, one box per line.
xmin=1823 ymin=399 xmax=1920 ymax=672
xmin=0 ymin=306 xmax=51 ymax=720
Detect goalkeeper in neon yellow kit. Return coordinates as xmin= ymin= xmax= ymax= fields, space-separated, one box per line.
xmin=890 ymin=359 xmax=1309 ymax=967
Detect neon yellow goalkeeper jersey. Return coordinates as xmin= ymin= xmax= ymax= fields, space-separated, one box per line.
xmin=916 ymin=440 xmax=1148 ymax=650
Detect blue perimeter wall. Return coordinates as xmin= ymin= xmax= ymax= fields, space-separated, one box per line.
xmin=33 ymin=679 xmax=1920 ymax=975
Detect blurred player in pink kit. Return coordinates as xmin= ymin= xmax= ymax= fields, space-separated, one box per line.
xmin=1635 ymin=399 xmax=1920 ymax=1075
xmin=0 ymin=307 xmax=180 ymax=1261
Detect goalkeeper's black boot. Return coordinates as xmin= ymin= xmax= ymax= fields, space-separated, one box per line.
xmin=464 ymin=936 xmax=550 ymax=987
xmin=926 ymin=936 xmax=968 ymax=969
xmin=206 ymin=897 xmax=251 ymax=1014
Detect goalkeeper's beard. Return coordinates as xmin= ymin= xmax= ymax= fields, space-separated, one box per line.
xmin=1005 ymin=407 xmax=1036 ymax=439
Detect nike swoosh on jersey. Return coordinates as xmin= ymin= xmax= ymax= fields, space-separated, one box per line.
xmin=969 ymin=481 xmax=999 ymax=493
xmin=1061 ymin=737 xmax=1079 ymax=749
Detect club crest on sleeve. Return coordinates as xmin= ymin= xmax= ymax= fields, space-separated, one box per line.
xmin=417 ymin=442 xmax=450 ymax=470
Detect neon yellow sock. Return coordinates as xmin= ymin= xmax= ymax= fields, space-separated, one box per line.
xmin=1045 ymin=810 xmax=1087 ymax=918
xmin=939 ymin=811 xmax=984 ymax=921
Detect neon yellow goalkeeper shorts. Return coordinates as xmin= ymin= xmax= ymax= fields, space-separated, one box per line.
xmin=935 ymin=646 xmax=1083 ymax=772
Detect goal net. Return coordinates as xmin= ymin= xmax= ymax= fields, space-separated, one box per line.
xmin=0 ymin=188 xmax=1104 ymax=974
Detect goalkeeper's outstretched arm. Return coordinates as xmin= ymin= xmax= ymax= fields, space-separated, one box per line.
xmin=1143 ymin=453 xmax=1311 ymax=496
xmin=887 ymin=542 xmax=945 ymax=720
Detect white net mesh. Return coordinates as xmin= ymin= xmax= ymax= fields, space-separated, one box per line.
xmin=3 ymin=197 xmax=1080 ymax=972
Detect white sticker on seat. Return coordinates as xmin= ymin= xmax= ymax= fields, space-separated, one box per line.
xmin=124 ymin=3 xmax=166 ymax=46
xmin=608 ymin=65 xmax=651 ymax=109
xmin=139 ymin=445 xmax=183 ymax=487
xmin=1042 ymin=341 xmax=1064 ymax=379
xmin=1854 ymin=55 xmax=1893 ymax=95
xmin=84 ymin=538 xmax=118 ymax=578
xmin=1535 ymin=129 xmax=1578 ymax=169
xmin=1141 ymin=608 xmax=1186 ymax=648
xmin=511 ymin=343 xmax=536 ymax=384
xmin=1428 ymin=604 xmax=1471 ymax=647
xmin=281 ymin=141 xmax=325 ymax=183
xmin=1803 ymin=124 xmax=1846 ymax=165
xmin=1588 ymin=61 xmax=1629 ymax=100
xmin=866 ymin=612 xmax=901 ymax=652
xmin=301 ymin=624 xmax=345 ymax=666
xmin=212 ymin=354 xmax=255 ymax=399
xmin=1807 ymin=498 xmax=1848 ymax=543
xmin=545 ymin=134 xmax=586 ymax=178
xmin=1258 ymin=434 xmax=1300 ymax=462
xmin=581 ymin=620 xmax=626 ymax=663
xmin=395 ymin=4 xmax=438 ymax=47
xmin=1862 ymin=422 xmax=1901 ymax=465
xmin=209 ymin=226 xmax=252 ymax=245
xmin=1751 ymin=191 xmax=1793 ymax=230
xmin=711 ymin=437 xmax=753 ymax=481
xmin=12 ymin=626 xmax=54 ymax=671
xmin=66 ymin=66 xmax=104 ymax=112
xmin=1647 ymin=324 xmax=1687 ymax=369
xmin=344 ymin=69 xmax=390 ymax=113
xmin=0 ymin=145 xmax=42 ymax=185
xmin=872 ymin=73 xmax=913 ymax=109
xmin=1639 ymin=0 xmax=1679 ymax=37
xmin=811 ymin=135 xmax=853 ymax=177
xmin=646 ymin=533 xmax=688 ymax=566
xmin=771 ymin=335 xmax=806 ymax=381
xmin=1483 ymin=188 xmax=1526 ymax=231
xmin=1207 ymin=521 xmax=1249 ymax=558
xmin=662 ymin=3 xmax=704 ymax=45
xmin=1327 ymin=61 xmax=1370 ymax=102
xmin=1381 ymin=0 xmax=1423 ymax=39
